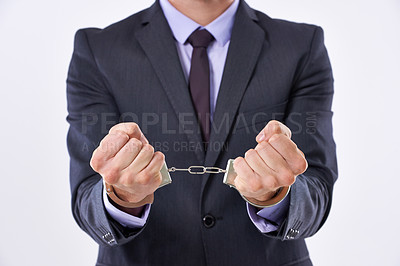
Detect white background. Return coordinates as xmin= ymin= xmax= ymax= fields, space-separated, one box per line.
xmin=0 ymin=0 xmax=399 ymax=265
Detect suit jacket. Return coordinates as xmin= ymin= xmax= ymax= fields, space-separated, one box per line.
xmin=66 ymin=1 xmax=337 ymax=265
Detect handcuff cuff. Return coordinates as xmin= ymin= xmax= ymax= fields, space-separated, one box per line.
xmin=104 ymin=159 xmax=290 ymax=209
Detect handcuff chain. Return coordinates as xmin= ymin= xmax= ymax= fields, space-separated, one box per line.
xmin=168 ymin=166 xmax=226 ymax=175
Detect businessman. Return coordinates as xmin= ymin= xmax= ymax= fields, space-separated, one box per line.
xmin=67 ymin=0 xmax=337 ymax=265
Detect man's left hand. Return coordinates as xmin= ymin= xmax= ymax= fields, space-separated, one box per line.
xmin=233 ymin=120 xmax=308 ymax=202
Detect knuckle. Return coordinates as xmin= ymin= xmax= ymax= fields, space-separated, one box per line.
xmin=153 ymin=152 xmax=165 ymax=164
xmin=245 ymin=149 xmax=257 ymax=159
xmin=267 ymin=120 xmax=292 ymax=138
xmin=126 ymin=175 xmax=137 ymax=187
xmin=99 ymin=137 xmax=116 ymax=153
xmin=257 ymin=141 xmax=270 ymax=152
xmin=271 ymin=120 xmax=281 ymax=126
xmin=131 ymin=137 xmax=142 ymax=146
xmin=259 ymin=140 xmax=269 ymax=148
xmin=114 ymin=130 xmax=127 ymax=138
xmin=118 ymin=175 xmax=131 ymax=187
xmin=90 ymin=159 xmax=100 ymax=172
xmin=285 ymin=126 xmax=292 ymax=138
xmin=279 ymin=171 xmax=294 ymax=186
xmin=109 ymin=123 xmax=119 ymax=133
xmin=233 ymin=157 xmax=244 ymax=169
xmin=264 ymin=178 xmax=278 ymax=190
xmin=110 ymin=122 xmax=140 ymax=136
xmin=90 ymin=152 xmax=101 ymax=171
xmin=248 ymin=179 xmax=263 ymax=194
xmin=125 ymin=122 xmax=139 ymax=135
xmin=142 ymin=144 xmax=154 ymax=154
xmin=130 ymin=122 xmax=139 ymax=131
xmin=303 ymin=159 xmax=309 ymax=172
xmin=294 ymin=159 xmax=308 ymax=174
xmin=136 ymin=172 xmax=152 ymax=186
xmin=156 ymin=151 xmax=165 ymax=161
xmin=117 ymin=132 xmax=130 ymax=142
xmin=104 ymin=167 xmax=120 ymax=184
xmin=98 ymin=137 xmax=108 ymax=150
xmin=128 ymin=138 xmax=142 ymax=151
xmin=269 ymin=133 xmax=283 ymax=143
xmin=269 ymin=120 xmax=281 ymax=132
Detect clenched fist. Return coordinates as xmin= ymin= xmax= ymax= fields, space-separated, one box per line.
xmin=90 ymin=123 xmax=165 ymax=206
xmin=233 ymin=120 xmax=308 ymax=204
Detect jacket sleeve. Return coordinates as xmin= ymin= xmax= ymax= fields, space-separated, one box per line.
xmin=66 ymin=29 xmax=145 ymax=247
xmin=268 ymin=26 xmax=338 ymax=240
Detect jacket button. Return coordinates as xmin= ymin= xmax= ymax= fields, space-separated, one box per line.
xmin=203 ymin=214 xmax=215 ymax=228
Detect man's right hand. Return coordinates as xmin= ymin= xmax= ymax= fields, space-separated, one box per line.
xmin=90 ymin=123 xmax=165 ymax=205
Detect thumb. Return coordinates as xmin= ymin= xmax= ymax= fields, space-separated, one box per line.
xmin=256 ymin=120 xmax=291 ymax=143
xmin=109 ymin=122 xmax=149 ymax=144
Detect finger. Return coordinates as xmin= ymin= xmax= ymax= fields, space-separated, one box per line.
xmin=109 ymin=122 xmax=149 ymax=144
xmin=233 ymin=157 xmax=259 ymax=196
xmin=93 ymin=130 xmax=130 ymax=161
xmin=244 ymin=149 xmax=273 ymax=179
xmin=256 ymin=120 xmax=291 ymax=143
xmin=268 ymin=134 xmax=308 ymax=175
xmin=255 ymin=141 xmax=290 ymax=172
xmin=233 ymin=156 xmax=255 ymax=181
xmin=112 ymin=137 xmax=143 ymax=170
xmin=124 ymin=143 xmax=154 ymax=175
xmin=144 ymin=152 xmax=165 ymax=175
xmin=298 ymin=148 xmax=306 ymax=159
xmin=119 ymin=151 xmax=164 ymax=191
xmin=255 ymin=141 xmax=295 ymax=186
xmin=140 ymin=151 xmax=165 ymax=186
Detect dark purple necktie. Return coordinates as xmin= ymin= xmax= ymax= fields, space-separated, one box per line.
xmin=187 ymin=29 xmax=214 ymax=143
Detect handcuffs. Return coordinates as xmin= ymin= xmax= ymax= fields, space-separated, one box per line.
xmin=105 ymin=159 xmax=290 ymax=209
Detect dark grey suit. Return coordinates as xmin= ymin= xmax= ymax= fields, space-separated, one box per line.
xmin=67 ymin=0 xmax=337 ymax=265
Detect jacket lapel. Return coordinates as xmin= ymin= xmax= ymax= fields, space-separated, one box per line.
xmin=135 ymin=2 xmax=205 ymax=163
xmin=204 ymin=1 xmax=265 ymax=168
xmin=201 ymin=1 xmax=266 ymax=193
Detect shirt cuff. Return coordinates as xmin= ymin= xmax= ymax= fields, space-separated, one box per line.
xmin=246 ymin=194 xmax=290 ymax=233
xmin=103 ymin=188 xmax=151 ymax=228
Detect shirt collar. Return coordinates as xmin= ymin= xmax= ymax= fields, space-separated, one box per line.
xmin=159 ymin=0 xmax=239 ymax=46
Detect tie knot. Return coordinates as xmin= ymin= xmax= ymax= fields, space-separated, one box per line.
xmin=187 ymin=29 xmax=214 ymax=48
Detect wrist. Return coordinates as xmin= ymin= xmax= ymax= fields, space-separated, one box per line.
xmin=243 ymin=186 xmax=290 ymax=208
xmin=253 ymin=189 xmax=279 ymax=202
xmin=108 ymin=196 xmax=146 ymax=217
xmin=112 ymin=185 xmax=147 ymax=203
xmin=103 ymin=180 xmax=154 ymax=208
